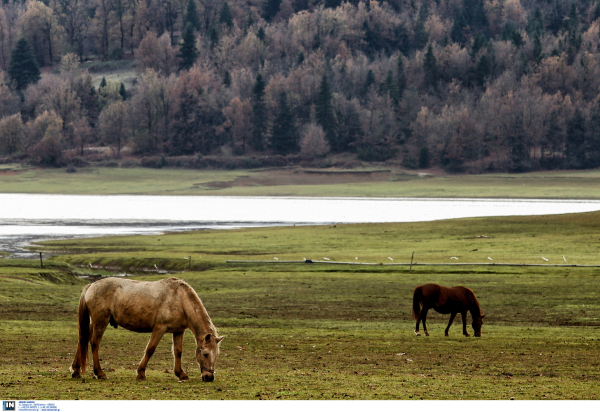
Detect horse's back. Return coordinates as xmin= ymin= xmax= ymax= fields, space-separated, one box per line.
xmin=416 ymin=283 xmax=474 ymax=313
xmin=85 ymin=277 xmax=190 ymax=332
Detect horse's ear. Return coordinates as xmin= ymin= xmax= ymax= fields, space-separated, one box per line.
xmin=205 ymin=333 xmax=212 ymax=342
xmin=216 ymin=336 xmax=225 ymax=344
xmin=481 ymin=315 xmax=486 ymax=319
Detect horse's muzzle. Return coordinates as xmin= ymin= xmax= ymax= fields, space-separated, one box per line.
xmin=202 ymin=372 xmax=215 ymax=382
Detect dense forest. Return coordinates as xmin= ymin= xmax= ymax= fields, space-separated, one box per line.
xmin=1 ymin=0 xmax=600 ymax=172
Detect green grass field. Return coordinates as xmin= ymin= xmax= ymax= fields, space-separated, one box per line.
xmin=3 ymin=165 xmax=600 ymax=198
xmin=1 ymin=212 xmax=599 ymax=400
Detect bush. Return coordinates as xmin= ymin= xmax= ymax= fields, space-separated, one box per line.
xmin=69 ymin=157 xmax=90 ymax=167
xmin=66 ymin=164 xmax=77 ymax=173
xmin=120 ymin=159 xmax=141 ymax=168
xmin=357 ymin=145 xmax=397 ymax=162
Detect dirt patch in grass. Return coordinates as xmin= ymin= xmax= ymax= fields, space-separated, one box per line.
xmin=203 ymin=169 xmax=399 ymax=188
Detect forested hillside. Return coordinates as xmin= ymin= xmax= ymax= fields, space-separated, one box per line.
xmin=1 ymin=0 xmax=600 ymax=172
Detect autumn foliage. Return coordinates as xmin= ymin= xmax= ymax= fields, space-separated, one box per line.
xmin=2 ymin=0 xmax=600 ymax=172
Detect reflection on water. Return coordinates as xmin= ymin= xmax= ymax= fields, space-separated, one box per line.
xmin=2 ymin=194 xmax=600 ymax=257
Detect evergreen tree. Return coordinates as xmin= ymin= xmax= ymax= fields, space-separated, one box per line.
xmin=316 ymin=74 xmax=336 ymax=146
xmin=419 ymin=146 xmax=430 ymax=168
xmin=179 ymin=23 xmax=199 ymax=70
xmin=474 ymin=54 xmax=490 ymax=88
xmin=396 ymin=54 xmax=406 ymax=100
xmin=251 ymin=73 xmax=267 ymax=150
xmin=414 ymin=2 xmax=429 ymax=50
xmin=297 ymin=51 xmax=305 ymax=65
xmin=532 ymin=32 xmax=543 ymax=64
xmin=364 ymin=69 xmax=376 ymax=92
xmin=119 ymin=82 xmax=127 ymax=100
xmin=99 ymin=77 xmax=107 ymax=90
xmin=223 ymin=70 xmax=231 ymax=88
xmin=257 ymin=26 xmax=266 ymax=42
xmin=208 ymin=26 xmax=219 ymax=49
xmin=451 ymin=0 xmax=489 ymax=44
xmin=566 ymin=109 xmax=586 ymax=168
xmin=8 ymin=38 xmax=41 ymax=91
xmin=527 ymin=7 xmax=545 ymax=36
xmin=184 ymin=0 xmax=201 ymax=31
xmin=423 ymin=44 xmax=438 ymax=89
xmin=263 ymin=0 xmax=282 ymax=22
xmin=219 ymin=2 xmax=234 ymax=28
xmin=270 ymin=92 xmax=298 ymax=154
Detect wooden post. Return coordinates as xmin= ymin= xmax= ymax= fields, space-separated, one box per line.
xmin=409 ymin=252 xmax=414 ymax=273
xmin=39 ymin=252 xmax=43 ymax=269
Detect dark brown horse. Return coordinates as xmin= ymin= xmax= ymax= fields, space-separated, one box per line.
xmin=412 ymin=283 xmax=485 ymax=337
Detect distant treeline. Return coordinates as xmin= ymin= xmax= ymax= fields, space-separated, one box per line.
xmin=1 ymin=0 xmax=600 ymax=172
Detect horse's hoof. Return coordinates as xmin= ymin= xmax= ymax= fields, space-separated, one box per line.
xmin=96 ymin=373 xmax=107 ymax=380
xmin=178 ymin=374 xmax=189 ymax=381
xmin=425 ymin=331 xmax=429 ymax=337
xmin=414 ymin=330 xmax=421 ymax=336
xmin=136 ymin=375 xmax=146 ymax=381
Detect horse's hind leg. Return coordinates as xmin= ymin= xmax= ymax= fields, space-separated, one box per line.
xmin=445 ymin=313 xmax=457 ymax=336
xmin=137 ymin=326 xmax=167 ymax=380
xmin=421 ymin=308 xmax=430 ymax=336
xmin=461 ymin=311 xmax=470 ymax=337
xmin=172 ymin=331 xmax=188 ymax=381
xmin=414 ymin=315 xmax=421 ymax=336
xmin=90 ymin=318 xmax=109 ymax=379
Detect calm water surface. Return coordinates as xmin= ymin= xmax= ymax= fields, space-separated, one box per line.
xmin=2 ymin=194 xmax=600 ymax=257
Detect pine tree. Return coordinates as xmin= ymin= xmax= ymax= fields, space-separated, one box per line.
xmin=219 ymin=2 xmax=234 ymax=28
xmin=271 ymin=92 xmax=298 ymax=154
xmin=223 ymin=70 xmax=231 ymax=88
xmin=179 ymin=23 xmax=199 ymax=70
xmin=257 ymin=26 xmax=266 ymax=42
xmin=396 ymin=54 xmax=406 ymax=100
xmin=119 ymin=82 xmax=127 ymax=100
xmin=209 ymin=26 xmax=219 ymax=49
xmin=532 ymin=33 xmax=543 ymax=64
xmin=8 ymin=38 xmax=41 ymax=91
xmin=414 ymin=2 xmax=429 ymax=50
xmin=99 ymin=77 xmax=107 ymax=90
xmin=184 ymin=0 xmax=201 ymax=31
xmin=423 ymin=44 xmax=438 ymax=89
xmin=316 ymin=74 xmax=336 ymax=146
xmin=251 ymin=73 xmax=267 ymax=150
xmin=474 ymin=54 xmax=490 ymax=88
xmin=263 ymin=0 xmax=282 ymax=22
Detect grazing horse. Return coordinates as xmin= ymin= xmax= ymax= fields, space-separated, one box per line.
xmin=70 ymin=277 xmax=224 ymax=381
xmin=412 ymin=283 xmax=485 ymax=337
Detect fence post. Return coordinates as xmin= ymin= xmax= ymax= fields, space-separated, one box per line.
xmin=39 ymin=252 xmax=43 ymax=269
xmin=409 ymin=252 xmax=414 ymax=273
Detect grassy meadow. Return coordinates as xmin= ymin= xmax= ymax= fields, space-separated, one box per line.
xmin=1 ymin=212 xmax=600 ymax=400
xmin=3 ymin=165 xmax=600 ymax=198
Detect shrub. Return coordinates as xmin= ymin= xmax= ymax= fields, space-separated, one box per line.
xmin=357 ymin=145 xmax=397 ymax=162
xmin=66 ymin=164 xmax=77 ymax=173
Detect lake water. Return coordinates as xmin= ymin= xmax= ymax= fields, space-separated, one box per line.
xmin=2 ymin=194 xmax=600 ymax=257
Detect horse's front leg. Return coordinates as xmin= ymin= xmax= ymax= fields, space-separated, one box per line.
xmin=461 ymin=311 xmax=470 ymax=337
xmin=90 ymin=319 xmax=109 ymax=379
xmin=445 ymin=313 xmax=457 ymax=336
xmin=137 ymin=326 xmax=167 ymax=380
xmin=172 ymin=331 xmax=188 ymax=381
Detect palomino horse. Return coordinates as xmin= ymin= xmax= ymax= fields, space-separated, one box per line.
xmin=412 ymin=283 xmax=485 ymax=337
xmin=70 ymin=277 xmax=224 ymax=381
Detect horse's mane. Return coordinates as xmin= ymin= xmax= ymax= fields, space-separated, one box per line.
xmin=468 ymin=288 xmax=482 ymax=317
xmin=178 ymin=279 xmax=218 ymax=335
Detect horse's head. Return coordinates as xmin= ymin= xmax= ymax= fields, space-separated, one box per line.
xmin=196 ymin=333 xmax=224 ymax=382
xmin=472 ymin=315 xmax=485 ymax=337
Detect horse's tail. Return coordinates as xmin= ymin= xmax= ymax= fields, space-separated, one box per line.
xmin=71 ymin=285 xmax=91 ymax=377
xmin=412 ymin=286 xmax=423 ymax=320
